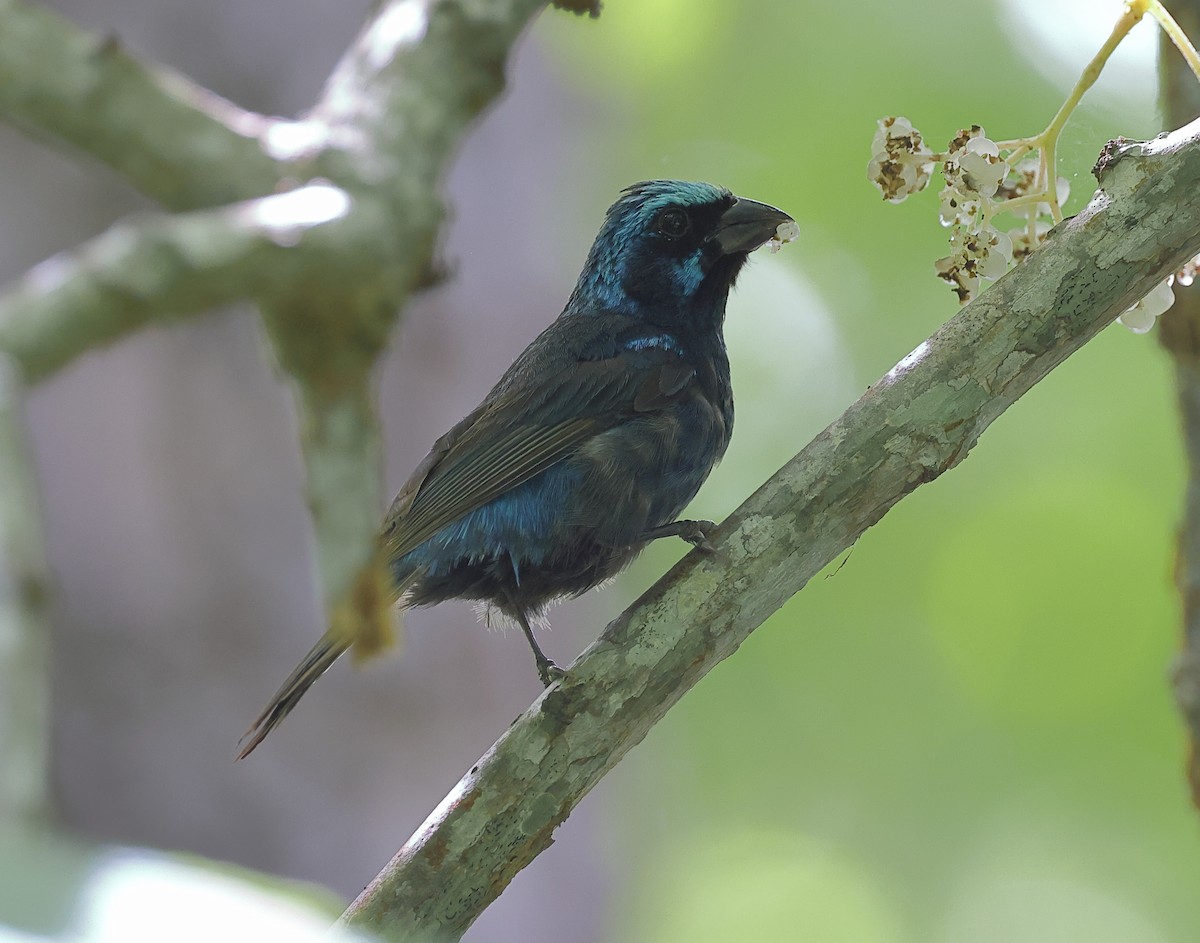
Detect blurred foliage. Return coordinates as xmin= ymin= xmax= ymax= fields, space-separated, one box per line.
xmin=0 ymin=827 xmax=345 ymax=942
xmin=540 ymin=0 xmax=1197 ymax=941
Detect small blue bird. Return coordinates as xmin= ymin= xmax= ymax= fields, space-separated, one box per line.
xmin=239 ymin=180 xmax=796 ymax=756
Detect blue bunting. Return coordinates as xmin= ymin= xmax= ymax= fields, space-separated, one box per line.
xmin=240 ymin=180 xmax=794 ymax=755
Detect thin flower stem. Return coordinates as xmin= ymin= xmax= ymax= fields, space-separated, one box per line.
xmin=1011 ymin=2 xmax=1200 ymax=223
xmin=1041 ymin=137 xmax=1062 ymax=223
xmin=1024 ymin=3 xmax=1145 ymax=221
xmin=997 ymin=191 xmax=1055 ymax=214
xmin=999 ymin=140 xmax=1036 ymax=163
xmin=1145 ymin=0 xmax=1200 ymax=82
xmin=1040 ymin=5 xmax=1142 ymax=145
xmin=992 ymin=3 xmax=1200 ymax=225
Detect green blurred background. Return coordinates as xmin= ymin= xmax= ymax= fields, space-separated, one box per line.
xmin=1 ymin=0 xmax=1197 ymax=941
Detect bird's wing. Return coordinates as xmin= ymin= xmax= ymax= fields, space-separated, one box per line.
xmin=381 ymin=340 xmax=694 ymax=561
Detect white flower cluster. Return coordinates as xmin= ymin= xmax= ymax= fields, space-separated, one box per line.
xmin=939 ymin=127 xmax=1006 ymax=226
xmin=933 ymin=127 xmax=1070 ymax=303
xmin=868 ymin=115 xmax=1198 ymax=333
xmin=931 ymin=127 xmax=1008 ymax=302
xmin=867 ymin=116 xmax=935 ymax=204
xmin=868 ymin=118 xmax=1071 ymax=304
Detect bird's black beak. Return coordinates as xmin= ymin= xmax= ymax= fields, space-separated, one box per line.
xmin=712 ymin=197 xmax=798 ymax=255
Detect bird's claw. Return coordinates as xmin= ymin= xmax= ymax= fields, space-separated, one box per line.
xmin=678 ymin=519 xmax=718 ymax=553
xmin=537 ymin=659 xmax=566 ymax=687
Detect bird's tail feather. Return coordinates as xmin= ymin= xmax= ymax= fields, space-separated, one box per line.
xmin=238 ymin=566 xmax=419 ymax=759
xmin=237 ymin=631 xmax=351 ymax=760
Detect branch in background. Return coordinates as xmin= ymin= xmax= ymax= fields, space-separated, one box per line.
xmin=0 ymin=356 xmax=52 ymax=827
xmin=340 ymin=119 xmax=1200 ymax=943
xmin=0 ymin=0 xmax=283 ymax=210
xmin=0 ymin=183 xmax=390 ymax=383
xmin=0 ymin=0 xmax=558 ymax=648
xmin=1156 ymin=0 xmax=1200 ymax=808
xmin=305 ymin=0 xmax=550 ymax=309
xmin=0 ymin=0 xmax=564 ymax=729
xmin=258 ymin=0 xmax=549 ymax=648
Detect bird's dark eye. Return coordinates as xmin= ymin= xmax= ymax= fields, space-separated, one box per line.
xmin=656 ymin=208 xmax=690 ymax=239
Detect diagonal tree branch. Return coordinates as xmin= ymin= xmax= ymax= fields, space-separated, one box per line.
xmin=0 ymin=0 xmax=283 ymax=209
xmin=339 ymin=119 xmax=1200 ymax=943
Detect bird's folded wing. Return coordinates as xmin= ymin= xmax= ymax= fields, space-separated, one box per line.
xmin=381 ymin=352 xmax=695 ymax=561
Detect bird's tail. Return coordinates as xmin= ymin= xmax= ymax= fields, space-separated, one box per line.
xmin=237 ymin=630 xmax=351 ymax=759
xmin=237 ymin=560 xmax=417 ymax=759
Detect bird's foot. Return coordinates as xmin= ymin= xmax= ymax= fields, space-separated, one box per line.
xmin=678 ymin=519 xmax=718 ymax=553
xmin=644 ymin=519 xmax=718 ymax=553
xmin=536 ymin=657 xmax=566 ymax=687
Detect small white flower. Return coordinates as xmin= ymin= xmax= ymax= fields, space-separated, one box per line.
xmin=869 ymin=115 xmax=915 ymax=155
xmin=957 ymin=135 xmax=1006 ymax=199
xmin=867 ymin=116 xmax=935 ymax=203
xmin=934 ymin=253 xmax=979 ymax=303
xmin=934 ymin=223 xmax=1013 ymax=303
xmin=939 ymin=127 xmax=1007 ymax=232
xmin=938 ymin=185 xmax=982 ymax=229
xmin=1118 ymin=278 xmax=1176 ymax=334
xmin=767 ymin=219 xmax=801 ymax=253
xmin=977 ymin=228 xmax=1012 ymax=279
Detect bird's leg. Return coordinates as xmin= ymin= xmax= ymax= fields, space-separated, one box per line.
xmin=512 ymin=606 xmax=566 ymax=687
xmin=641 ymin=519 xmax=718 ymax=553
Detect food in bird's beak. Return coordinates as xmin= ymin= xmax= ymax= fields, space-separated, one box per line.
xmin=767 ymin=219 xmax=801 ymax=253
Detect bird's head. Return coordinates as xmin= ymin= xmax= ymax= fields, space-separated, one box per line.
xmin=565 ymin=180 xmax=796 ymax=329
